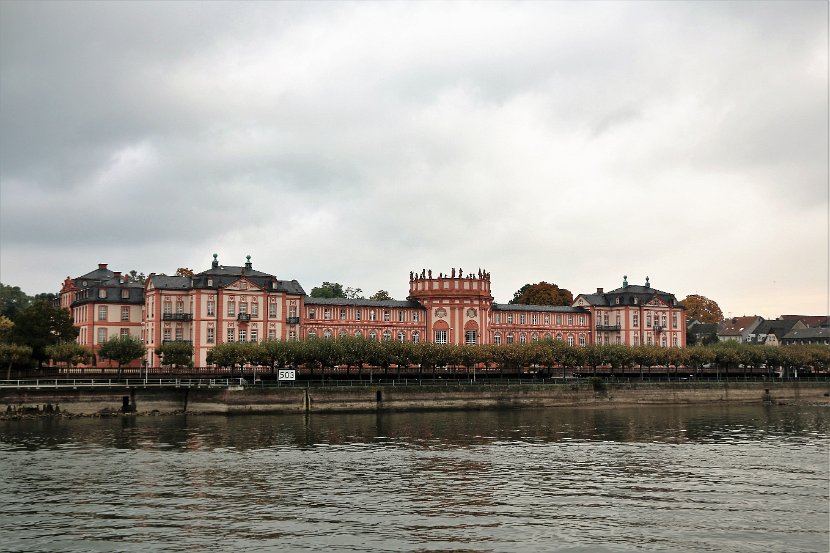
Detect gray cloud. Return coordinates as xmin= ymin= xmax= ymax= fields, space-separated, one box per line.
xmin=1 ymin=1 xmax=826 ymax=317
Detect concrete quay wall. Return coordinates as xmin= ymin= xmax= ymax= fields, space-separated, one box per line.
xmin=2 ymin=381 xmax=828 ymax=417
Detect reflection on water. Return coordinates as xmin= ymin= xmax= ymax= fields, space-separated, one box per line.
xmin=1 ymin=405 xmax=828 ymax=552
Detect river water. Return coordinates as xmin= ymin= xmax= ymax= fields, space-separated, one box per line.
xmin=1 ymin=405 xmax=828 ymax=553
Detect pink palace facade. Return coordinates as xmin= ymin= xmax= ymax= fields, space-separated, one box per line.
xmin=60 ymin=255 xmax=687 ymax=367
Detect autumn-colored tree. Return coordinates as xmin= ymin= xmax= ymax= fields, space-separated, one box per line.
xmin=510 ymin=282 xmax=573 ymax=306
xmin=175 ymin=267 xmax=194 ymax=278
xmin=681 ymin=294 xmax=723 ymax=324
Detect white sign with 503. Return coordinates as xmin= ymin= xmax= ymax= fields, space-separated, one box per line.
xmin=278 ymin=369 xmax=296 ymax=381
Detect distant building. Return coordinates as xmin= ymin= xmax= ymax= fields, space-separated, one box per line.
xmin=60 ymin=258 xmax=688 ymax=367
xmin=747 ymin=319 xmax=807 ymax=346
xmin=59 ymin=264 xmax=144 ymax=366
xmin=686 ymin=320 xmax=719 ymax=346
xmin=717 ymin=316 xmax=763 ymax=343
xmin=572 ymin=275 xmax=686 ymax=348
xmin=778 ymin=315 xmax=830 ymax=328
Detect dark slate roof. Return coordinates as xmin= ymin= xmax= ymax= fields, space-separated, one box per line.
xmin=601 ymin=284 xmax=683 ymax=307
xmin=688 ymin=323 xmax=718 ymax=335
xmin=150 ymin=275 xmax=192 ymax=290
xmin=188 ymin=264 xmax=305 ymax=295
xmin=782 ymin=327 xmax=830 ymax=341
xmin=493 ymin=303 xmax=588 ymax=313
xmin=305 ymin=297 xmax=422 ymax=309
xmin=575 ymin=294 xmax=609 ymax=306
xmin=77 ymin=267 xmax=115 ymax=281
xmin=752 ymin=319 xmax=801 ymax=338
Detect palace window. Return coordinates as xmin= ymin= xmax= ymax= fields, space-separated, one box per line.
xmin=673 ymin=336 xmax=678 ymax=347
xmin=176 ymin=301 xmax=184 ymax=314
xmin=251 ymin=301 xmax=258 ymax=317
xmin=544 ymin=314 xmax=550 ymax=325
xmin=507 ymin=333 xmax=514 ymax=344
xmin=175 ymin=327 xmax=183 ymax=341
xmin=289 ymin=306 xmax=296 ymax=318
xmin=228 ymin=301 xmax=235 ymax=316
xmin=268 ymin=328 xmax=276 ymax=341
xmin=323 ymin=329 xmax=332 ymax=339
xmin=434 ymin=330 xmax=448 ymax=344
xmin=412 ymin=331 xmax=420 ymax=344
xmin=634 ymin=335 xmax=640 ymax=346
xmin=672 ymin=315 xmax=678 ymax=329
xmin=98 ymin=289 xmax=107 ymax=299
xmin=465 ymin=330 xmax=477 ymax=345
xmin=384 ymin=310 xmax=391 ymax=322
xmin=120 ymin=328 xmax=130 ymax=338
xmin=239 ymin=329 xmax=247 ymax=342
xmin=507 ymin=314 xmax=513 ymax=324
xmin=163 ymin=328 xmax=171 ymax=341
xmin=398 ymin=331 xmax=406 ymax=343
xmin=398 ymin=311 xmax=405 ymax=322
xmin=579 ymin=334 xmax=585 ymax=347
xmin=532 ymin=333 xmax=539 ymax=342
xmin=340 ymin=308 xmax=347 ymax=320
xmin=556 ymin=333 xmax=562 ymax=341
xmin=339 ymin=330 xmax=347 ymax=338
xmin=269 ymin=303 xmax=277 ymax=317
xmin=633 ymin=314 xmax=639 ymax=327
xmin=207 ymin=328 xmax=215 ymax=343
xmin=578 ymin=315 xmax=585 ymax=326
xmin=369 ymin=330 xmax=377 ymax=340
xmin=324 ymin=308 xmax=331 ymax=320
xmin=289 ymin=331 xmax=296 ymax=341
xmin=646 ymin=314 xmax=651 ymax=326
xmin=494 ymin=333 xmax=501 ymax=345
xmin=207 ymin=300 xmax=215 ymax=316
xmin=98 ymin=306 xmax=107 ymax=321
xmin=98 ymin=328 xmax=108 ymax=343
xmin=531 ymin=314 xmax=538 ymax=325
xmin=227 ymin=328 xmax=235 ymax=342
xmin=251 ymin=329 xmax=258 ymax=342
xmin=121 ymin=306 xmax=130 ymax=321
xmin=383 ymin=330 xmax=392 ymax=341
xmin=495 ymin=313 xmax=501 ymax=324
xmin=163 ymin=302 xmax=172 ymax=315
xmin=567 ymin=334 xmax=574 ymax=347
xmin=556 ymin=315 xmax=562 ymax=325
xmin=309 ymin=308 xmax=315 ymax=320
xmin=369 ymin=310 xmax=376 ymax=321
xmin=519 ymin=314 xmax=526 ymax=325
xmin=412 ymin=312 xmax=419 ymax=322
xmin=121 ymin=289 xmax=129 ymax=299
xmin=356 ymin=310 xmax=362 ymax=321
xmin=567 ymin=315 xmax=573 ymax=325
xmin=616 ymin=336 xmax=621 ymax=345
xmin=240 ymin=302 xmax=247 ymax=315
xmin=519 ymin=333 xmax=526 ymax=344
xmin=308 ymin=330 xmax=317 ymax=339
xmin=355 ymin=330 xmax=362 ymax=337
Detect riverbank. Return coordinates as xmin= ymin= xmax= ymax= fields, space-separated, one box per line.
xmin=2 ymin=380 xmax=829 ymax=418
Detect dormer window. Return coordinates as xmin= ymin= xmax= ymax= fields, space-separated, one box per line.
xmin=98 ymin=289 xmax=106 ymax=299
xmin=121 ymin=289 xmax=129 ymax=299
xmin=633 ymin=297 xmax=638 ymax=305
xmin=207 ymin=278 xmax=213 ymax=287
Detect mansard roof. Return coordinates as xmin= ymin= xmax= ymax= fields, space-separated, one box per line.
xmin=304 ymin=297 xmax=422 ymax=309
xmin=150 ymin=275 xmax=192 ymax=290
xmin=492 ymin=303 xmax=587 ymax=313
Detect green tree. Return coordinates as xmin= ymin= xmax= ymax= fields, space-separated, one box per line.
xmin=154 ymin=341 xmax=194 ymax=367
xmin=310 ymin=282 xmax=346 ymax=298
xmin=98 ymin=335 xmax=145 ymax=372
xmin=127 ymin=270 xmax=146 ymax=284
xmin=0 ymin=283 xmax=32 ymax=319
xmin=345 ymin=287 xmax=364 ymax=299
xmin=0 ymin=343 xmax=32 ymax=380
xmin=681 ymin=294 xmax=723 ymax=324
xmin=45 ymin=341 xmax=92 ymax=370
xmin=11 ymin=299 xmax=78 ymax=367
xmin=369 ymin=290 xmax=394 ymax=301
xmin=510 ymin=282 xmax=573 ymax=306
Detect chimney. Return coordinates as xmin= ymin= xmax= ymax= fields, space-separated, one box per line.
xmin=596 ymin=287 xmax=603 ymax=294
xmin=98 ymin=263 xmax=108 ymax=270
xmin=113 ymin=271 xmax=122 ymax=279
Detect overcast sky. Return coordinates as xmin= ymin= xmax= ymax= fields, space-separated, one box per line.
xmin=1 ymin=1 xmax=827 ymax=318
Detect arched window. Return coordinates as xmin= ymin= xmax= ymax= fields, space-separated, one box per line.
xmin=507 ymin=333 xmax=514 ymax=344
xmin=308 ymin=330 xmax=317 ymax=339
xmin=555 ymin=333 xmax=562 ymax=341
xmin=531 ymin=333 xmax=539 ymax=342
xmin=339 ymin=329 xmax=347 ymax=338
xmin=323 ymin=329 xmax=332 ymax=339
xmin=369 ymin=330 xmax=377 ymax=340
xmin=412 ymin=331 xmax=420 ymax=344
xmin=543 ymin=332 xmax=551 ymax=340
xmin=519 ymin=333 xmax=526 ymax=344
xmin=354 ymin=330 xmax=362 ymax=337
xmin=398 ymin=331 xmax=406 ymax=343
xmin=494 ymin=332 xmax=501 ymax=345
xmin=567 ymin=334 xmax=574 ymax=346
xmin=383 ymin=330 xmax=392 ymax=341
